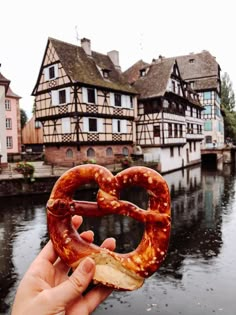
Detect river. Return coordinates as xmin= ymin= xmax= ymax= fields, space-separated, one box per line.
xmin=0 ymin=164 xmax=236 ymax=315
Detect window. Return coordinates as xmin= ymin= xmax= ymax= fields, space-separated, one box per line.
xmin=66 ymin=148 xmax=73 ymax=158
xmin=6 ymin=118 xmax=12 ymax=129
xmin=204 ymin=105 xmax=211 ymax=115
xmin=89 ymin=118 xmax=97 ymax=132
xmin=168 ymin=123 xmax=173 ymax=137
xmin=174 ymin=124 xmax=178 ymax=137
xmin=5 ymin=100 xmax=11 ymax=110
xmin=112 ymin=119 xmax=127 ymax=133
xmin=153 ymin=125 xmax=160 ymax=137
xmin=179 ymin=124 xmax=183 ymax=137
xmin=114 ymin=93 xmax=121 ymax=107
xmin=102 ymin=70 xmax=109 ymax=78
xmin=59 ymin=90 xmax=66 ymax=104
xmin=204 ymin=121 xmax=212 ymax=131
xmin=6 ymin=136 xmax=13 ymax=149
xmin=49 ymin=66 xmax=55 ymax=79
xmin=203 ymin=92 xmax=211 ymax=100
xmin=44 ymin=64 xmax=58 ymax=80
xmin=170 ymin=147 xmax=174 ymax=157
xmin=83 ymin=117 xmax=104 ymax=133
xmin=87 ymin=88 xmax=96 ymax=103
xmin=110 ymin=93 xmax=133 ymax=108
xmin=35 ymin=121 xmax=42 ymax=129
xmin=172 ymin=81 xmax=175 ymax=93
xmin=87 ymin=147 xmax=95 ymax=157
xmin=189 ymin=58 xmax=195 ymax=63
xmin=82 ymin=87 xmax=97 ymax=104
xmin=140 ymin=69 xmax=146 ymax=77
xmin=106 ymin=147 xmax=113 ymax=156
xmin=205 ymin=135 xmax=212 ymax=143
xmin=51 ymin=88 xmax=70 ymax=105
xmin=122 ymin=147 xmax=129 ymax=156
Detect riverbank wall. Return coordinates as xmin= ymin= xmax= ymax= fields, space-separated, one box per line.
xmin=0 ymin=176 xmax=59 ymax=197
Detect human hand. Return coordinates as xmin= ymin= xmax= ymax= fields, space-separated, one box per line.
xmin=11 ymin=215 xmax=116 ymax=315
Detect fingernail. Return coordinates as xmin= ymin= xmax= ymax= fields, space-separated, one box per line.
xmin=80 ymin=257 xmax=95 ymax=273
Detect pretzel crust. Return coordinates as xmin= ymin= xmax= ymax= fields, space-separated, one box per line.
xmin=47 ymin=164 xmax=171 ymax=290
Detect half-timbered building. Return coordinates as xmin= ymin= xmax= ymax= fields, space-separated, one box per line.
xmin=124 ymin=58 xmax=204 ymax=173
xmin=32 ymin=38 xmax=137 ymax=166
xmin=174 ymin=51 xmax=223 ymax=148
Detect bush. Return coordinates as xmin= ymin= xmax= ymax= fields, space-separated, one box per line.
xmin=15 ymin=162 xmax=35 ymax=181
xmin=120 ymin=156 xmax=133 ymax=168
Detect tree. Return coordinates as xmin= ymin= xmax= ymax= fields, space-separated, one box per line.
xmin=221 ymin=72 xmax=235 ymax=112
xmin=221 ymin=72 xmax=236 ymax=140
xmin=20 ymin=108 xmax=28 ymax=128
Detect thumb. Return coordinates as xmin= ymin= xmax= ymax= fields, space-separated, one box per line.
xmin=50 ymin=257 xmax=95 ymax=306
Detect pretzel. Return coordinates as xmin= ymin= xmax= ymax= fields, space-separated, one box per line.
xmin=47 ymin=164 xmax=171 ymax=291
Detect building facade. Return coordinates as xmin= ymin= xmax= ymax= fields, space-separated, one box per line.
xmin=32 ymin=38 xmax=137 ymax=166
xmin=124 ymin=58 xmax=204 ymax=173
xmin=5 ymin=86 xmax=21 ymax=159
xmin=174 ymin=51 xmax=224 ymax=148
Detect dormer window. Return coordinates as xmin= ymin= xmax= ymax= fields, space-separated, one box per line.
xmin=140 ymin=69 xmax=146 ymax=77
xmin=189 ymin=58 xmax=195 ymax=64
xmin=102 ymin=69 xmax=110 ymax=78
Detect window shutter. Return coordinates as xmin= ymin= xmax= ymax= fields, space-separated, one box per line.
xmin=61 ymin=117 xmax=70 ymax=133
xmin=51 ymin=90 xmax=59 ymax=105
xmin=66 ymin=87 xmax=70 ymax=103
xmin=54 ymin=64 xmax=59 ymax=78
xmin=83 ymin=117 xmax=89 ymax=132
xmin=121 ymin=95 xmax=126 ymax=108
xmin=44 ymin=68 xmax=49 ymax=81
xmin=98 ymin=118 xmax=104 ymax=132
xmin=110 ymin=92 xmax=115 ymax=106
xmin=82 ymin=87 xmax=88 ymax=103
xmin=121 ymin=120 xmax=127 ymax=133
xmin=112 ymin=119 xmax=117 ymax=133
xmin=95 ymin=88 xmax=98 ymax=104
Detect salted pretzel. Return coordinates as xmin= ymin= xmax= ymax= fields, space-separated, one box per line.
xmin=47 ymin=164 xmax=171 ymax=291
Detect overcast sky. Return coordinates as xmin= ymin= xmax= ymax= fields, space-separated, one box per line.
xmin=1 ymin=0 xmax=235 ymax=119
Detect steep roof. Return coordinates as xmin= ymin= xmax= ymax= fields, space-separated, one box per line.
xmin=0 ymin=72 xmax=10 ymax=92
xmin=6 ymin=86 xmax=21 ymax=99
xmin=131 ymin=58 xmax=176 ymax=99
xmin=169 ymin=50 xmax=220 ymax=90
xmin=123 ymin=60 xmax=150 ymax=84
xmin=42 ymin=38 xmax=137 ymax=94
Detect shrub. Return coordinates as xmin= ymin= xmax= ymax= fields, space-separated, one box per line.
xmin=15 ymin=162 xmax=35 ymax=181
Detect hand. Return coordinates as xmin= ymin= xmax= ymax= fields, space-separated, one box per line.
xmin=11 ymin=215 xmax=116 ymax=315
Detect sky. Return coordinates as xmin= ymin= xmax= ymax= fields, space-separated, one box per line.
xmin=1 ymin=0 xmax=235 ymax=119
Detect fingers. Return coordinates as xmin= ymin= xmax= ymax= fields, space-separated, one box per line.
xmin=47 ymin=257 xmax=96 ymax=306
xmin=84 ymin=285 xmax=114 ymax=314
xmin=37 ymin=240 xmax=58 ymax=264
xmin=100 ymin=237 xmax=116 ymax=251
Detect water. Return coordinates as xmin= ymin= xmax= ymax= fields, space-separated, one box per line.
xmin=1 ymin=164 xmax=236 ymax=314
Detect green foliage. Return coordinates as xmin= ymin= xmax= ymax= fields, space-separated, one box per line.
xmin=20 ymin=108 xmax=28 ymax=128
xmin=82 ymin=159 xmax=97 ymax=164
xmin=221 ymin=72 xmax=235 ymax=112
xmin=221 ymin=72 xmax=236 ymax=140
xmin=15 ymin=162 xmax=35 ymax=181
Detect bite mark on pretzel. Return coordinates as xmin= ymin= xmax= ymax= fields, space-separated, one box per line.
xmin=47 ymin=164 xmax=171 ymax=290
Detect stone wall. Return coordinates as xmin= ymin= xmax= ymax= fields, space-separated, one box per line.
xmin=0 ymin=177 xmax=59 ymax=197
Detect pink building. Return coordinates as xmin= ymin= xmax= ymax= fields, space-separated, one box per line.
xmin=5 ymin=86 xmax=21 ymax=158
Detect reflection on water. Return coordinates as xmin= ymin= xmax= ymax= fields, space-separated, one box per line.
xmin=1 ymin=165 xmax=236 ymax=314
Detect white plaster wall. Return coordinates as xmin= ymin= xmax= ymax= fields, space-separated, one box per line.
xmin=0 ymin=86 xmax=7 ymax=163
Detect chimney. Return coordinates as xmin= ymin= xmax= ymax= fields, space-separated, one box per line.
xmin=107 ymin=50 xmax=121 ymax=71
xmin=81 ymin=38 xmax=91 ymax=56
